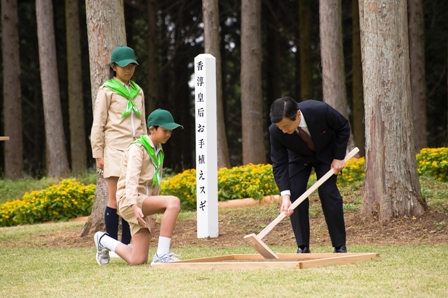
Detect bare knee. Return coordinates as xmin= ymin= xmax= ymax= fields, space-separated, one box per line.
xmin=127 ymin=255 xmax=148 ymax=266
xmin=166 ymin=196 xmax=181 ymax=213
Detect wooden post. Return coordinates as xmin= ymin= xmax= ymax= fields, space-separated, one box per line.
xmin=194 ymin=54 xmax=219 ymax=238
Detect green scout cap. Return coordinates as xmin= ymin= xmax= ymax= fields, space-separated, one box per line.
xmin=110 ymin=46 xmax=138 ymax=67
xmin=147 ymin=109 xmax=184 ymax=130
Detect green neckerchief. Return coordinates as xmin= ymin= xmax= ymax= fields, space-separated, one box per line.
xmin=103 ymin=79 xmax=141 ymax=118
xmin=132 ymin=135 xmax=164 ymax=187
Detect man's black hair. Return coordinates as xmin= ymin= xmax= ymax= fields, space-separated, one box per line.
xmin=269 ymin=97 xmax=298 ymax=123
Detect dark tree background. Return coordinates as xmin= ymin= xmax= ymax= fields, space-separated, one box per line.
xmin=0 ymin=0 xmax=447 ymax=177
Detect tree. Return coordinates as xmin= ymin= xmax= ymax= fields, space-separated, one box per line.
xmin=146 ymin=0 xmax=158 ymax=113
xmin=298 ymin=0 xmax=313 ymax=101
xmin=36 ymin=0 xmax=70 ymax=177
xmin=203 ymin=0 xmax=231 ymax=169
xmin=359 ymin=0 xmax=426 ymax=222
xmin=65 ymin=0 xmax=87 ymax=174
xmin=265 ymin=0 xmax=281 ymax=104
xmin=319 ymin=0 xmax=355 ymax=152
xmin=81 ymin=0 xmax=126 ymax=237
xmin=351 ymin=0 xmax=365 ymax=156
xmin=1 ymin=0 xmax=23 ymax=179
xmin=408 ymin=0 xmax=427 ymax=152
xmin=241 ymin=0 xmax=266 ymax=165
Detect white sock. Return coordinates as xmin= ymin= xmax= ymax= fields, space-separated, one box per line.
xmin=100 ymin=234 xmax=120 ymax=252
xmin=157 ymin=236 xmax=171 ymax=256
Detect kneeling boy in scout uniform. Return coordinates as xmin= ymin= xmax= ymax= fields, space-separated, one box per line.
xmin=94 ymin=109 xmax=183 ymax=265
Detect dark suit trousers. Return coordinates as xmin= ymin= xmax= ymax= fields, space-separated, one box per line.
xmin=289 ymin=159 xmax=346 ymax=248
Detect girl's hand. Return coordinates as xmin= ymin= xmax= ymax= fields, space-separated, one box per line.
xmin=132 ymin=205 xmax=147 ymax=227
xmin=96 ymin=158 xmax=104 ymax=170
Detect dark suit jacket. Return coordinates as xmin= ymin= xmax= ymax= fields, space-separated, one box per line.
xmin=269 ymin=100 xmax=350 ymax=192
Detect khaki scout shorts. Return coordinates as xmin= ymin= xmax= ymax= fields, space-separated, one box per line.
xmin=103 ymin=146 xmax=125 ymax=178
xmin=118 ymin=195 xmax=154 ymax=236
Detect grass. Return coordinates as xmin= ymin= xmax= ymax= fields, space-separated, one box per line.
xmin=0 ymin=241 xmax=447 ymax=297
xmin=0 ymin=174 xmax=447 ymax=297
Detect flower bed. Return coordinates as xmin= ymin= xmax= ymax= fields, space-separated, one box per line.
xmin=1 ymin=148 xmax=445 ymax=225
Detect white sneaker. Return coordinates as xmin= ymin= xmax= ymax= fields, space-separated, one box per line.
xmin=94 ymin=232 xmax=110 ymax=265
xmin=151 ymin=252 xmax=180 ymax=264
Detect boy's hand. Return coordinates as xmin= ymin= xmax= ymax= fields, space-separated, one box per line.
xmin=132 ymin=205 xmax=147 ymax=227
xmin=150 ymin=219 xmax=156 ymax=235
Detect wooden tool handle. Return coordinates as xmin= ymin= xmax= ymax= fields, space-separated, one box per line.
xmin=257 ymin=147 xmax=359 ymax=239
xmin=0 ymin=136 xmax=10 ymax=141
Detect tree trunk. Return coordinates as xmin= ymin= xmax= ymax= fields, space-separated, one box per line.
xmin=65 ymin=0 xmax=86 ymax=174
xmin=241 ymin=0 xmax=266 ymax=165
xmin=298 ymin=0 xmax=313 ymax=101
xmin=203 ymin=0 xmax=231 ymax=169
xmin=320 ymin=0 xmax=356 ymax=153
xmin=265 ymin=1 xmax=281 ymax=102
xmin=1 ymin=0 xmax=23 ymax=179
xmin=408 ymin=0 xmax=427 ymax=153
xmin=36 ymin=0 xmax=69 ymax=178
xmin=147 ymin=0 xmax=159 ymax=113
xmin=351 ymin=0 xmax=365 ymax=157
xmin=81 ymin=0 xmax=126 ymax=237
xmin=359 ymin=0 xmax=426 ymax=222
xmin=80 ymin=172 xmax=108 ymax=237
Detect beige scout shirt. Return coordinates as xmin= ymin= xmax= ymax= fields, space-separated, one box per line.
xmin=116 ymin=139 xmax=162 ymax=208
xmin=90 ymin=79 xmax=147 ymax=178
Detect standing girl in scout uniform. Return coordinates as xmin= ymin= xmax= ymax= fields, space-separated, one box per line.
xmin=94 ymin=109 xmax=183 ymax=266
xmin=90 ymin=46 xmax=146 ymax=246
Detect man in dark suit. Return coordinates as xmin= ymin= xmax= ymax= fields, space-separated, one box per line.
xmin=269 ymin=97 xmax=350 ymax=253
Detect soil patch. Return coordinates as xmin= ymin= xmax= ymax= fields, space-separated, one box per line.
xmin=3 ymin=202 xmax=447 ymax=250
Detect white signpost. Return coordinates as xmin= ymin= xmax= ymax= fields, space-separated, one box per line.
xmin=194 ymin=54 xmax=218 ymax=238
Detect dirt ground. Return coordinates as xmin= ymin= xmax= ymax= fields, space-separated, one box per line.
xmin=5 ymin=200 xmax=447 ymax=250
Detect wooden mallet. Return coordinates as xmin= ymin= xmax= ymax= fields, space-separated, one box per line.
xmin=244 ymin=147 xmax=360 ymax=259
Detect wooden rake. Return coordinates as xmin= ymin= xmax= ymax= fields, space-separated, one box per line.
xmin=244 ymin=147 xmax=360 ymax=259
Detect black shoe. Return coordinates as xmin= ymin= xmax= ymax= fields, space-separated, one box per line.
xmin=333 ymin=245 xmax=347 ymax=253
xmin=297 ymin=246 xmax=311 ymax=253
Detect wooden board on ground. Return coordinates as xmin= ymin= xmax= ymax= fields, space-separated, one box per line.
xmin=151 ymin=253 xmax=379 ymax=270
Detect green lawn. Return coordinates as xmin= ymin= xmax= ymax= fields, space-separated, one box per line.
xmin=1 ymin=222 xmax=447 ymax=298
xmin=1 ymin=175 xmax=447 ymax=297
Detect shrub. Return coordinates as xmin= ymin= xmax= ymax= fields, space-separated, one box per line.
xmin=1 ymin=147 xmax=445 ymax=226
xmin=337 ymin=147 xmax=448 ymax=185
xmin=218 ymin=164 xmax=279 ymax=201
xmin=0 ymin=179 xmax=95 ymax=227
xmin=161 ymin=164 xmax=279 ymax=210
xmin=337 ymin=156 xmax=365 ymax=187
xmin=160 ymin=169 xmax=197 ymax=210
xmin=162 ymin=147 xmax=448 ymax=209
xmin=416 ymin=148 xmax=448 ymax=181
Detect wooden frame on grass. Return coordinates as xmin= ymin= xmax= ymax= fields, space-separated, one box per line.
xmin=151 ymin=253 xmax=379 ymax=270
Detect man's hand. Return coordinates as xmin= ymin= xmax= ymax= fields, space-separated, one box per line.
xmin=331 ymin=159 xmax=345 ymax=174
xmin=281 ymin=195 xmax=293 ymax=217
xmin=132 ymin=205 xmax=147 ymax=227
xmin=96 ymin=158 xmax=104 ymax=170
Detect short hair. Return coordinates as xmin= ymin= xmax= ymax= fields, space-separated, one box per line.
xmin=269 ymin=97 xmax=298 ymax=123
xmin=109 ymin=64 xmax=116 ymax=79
